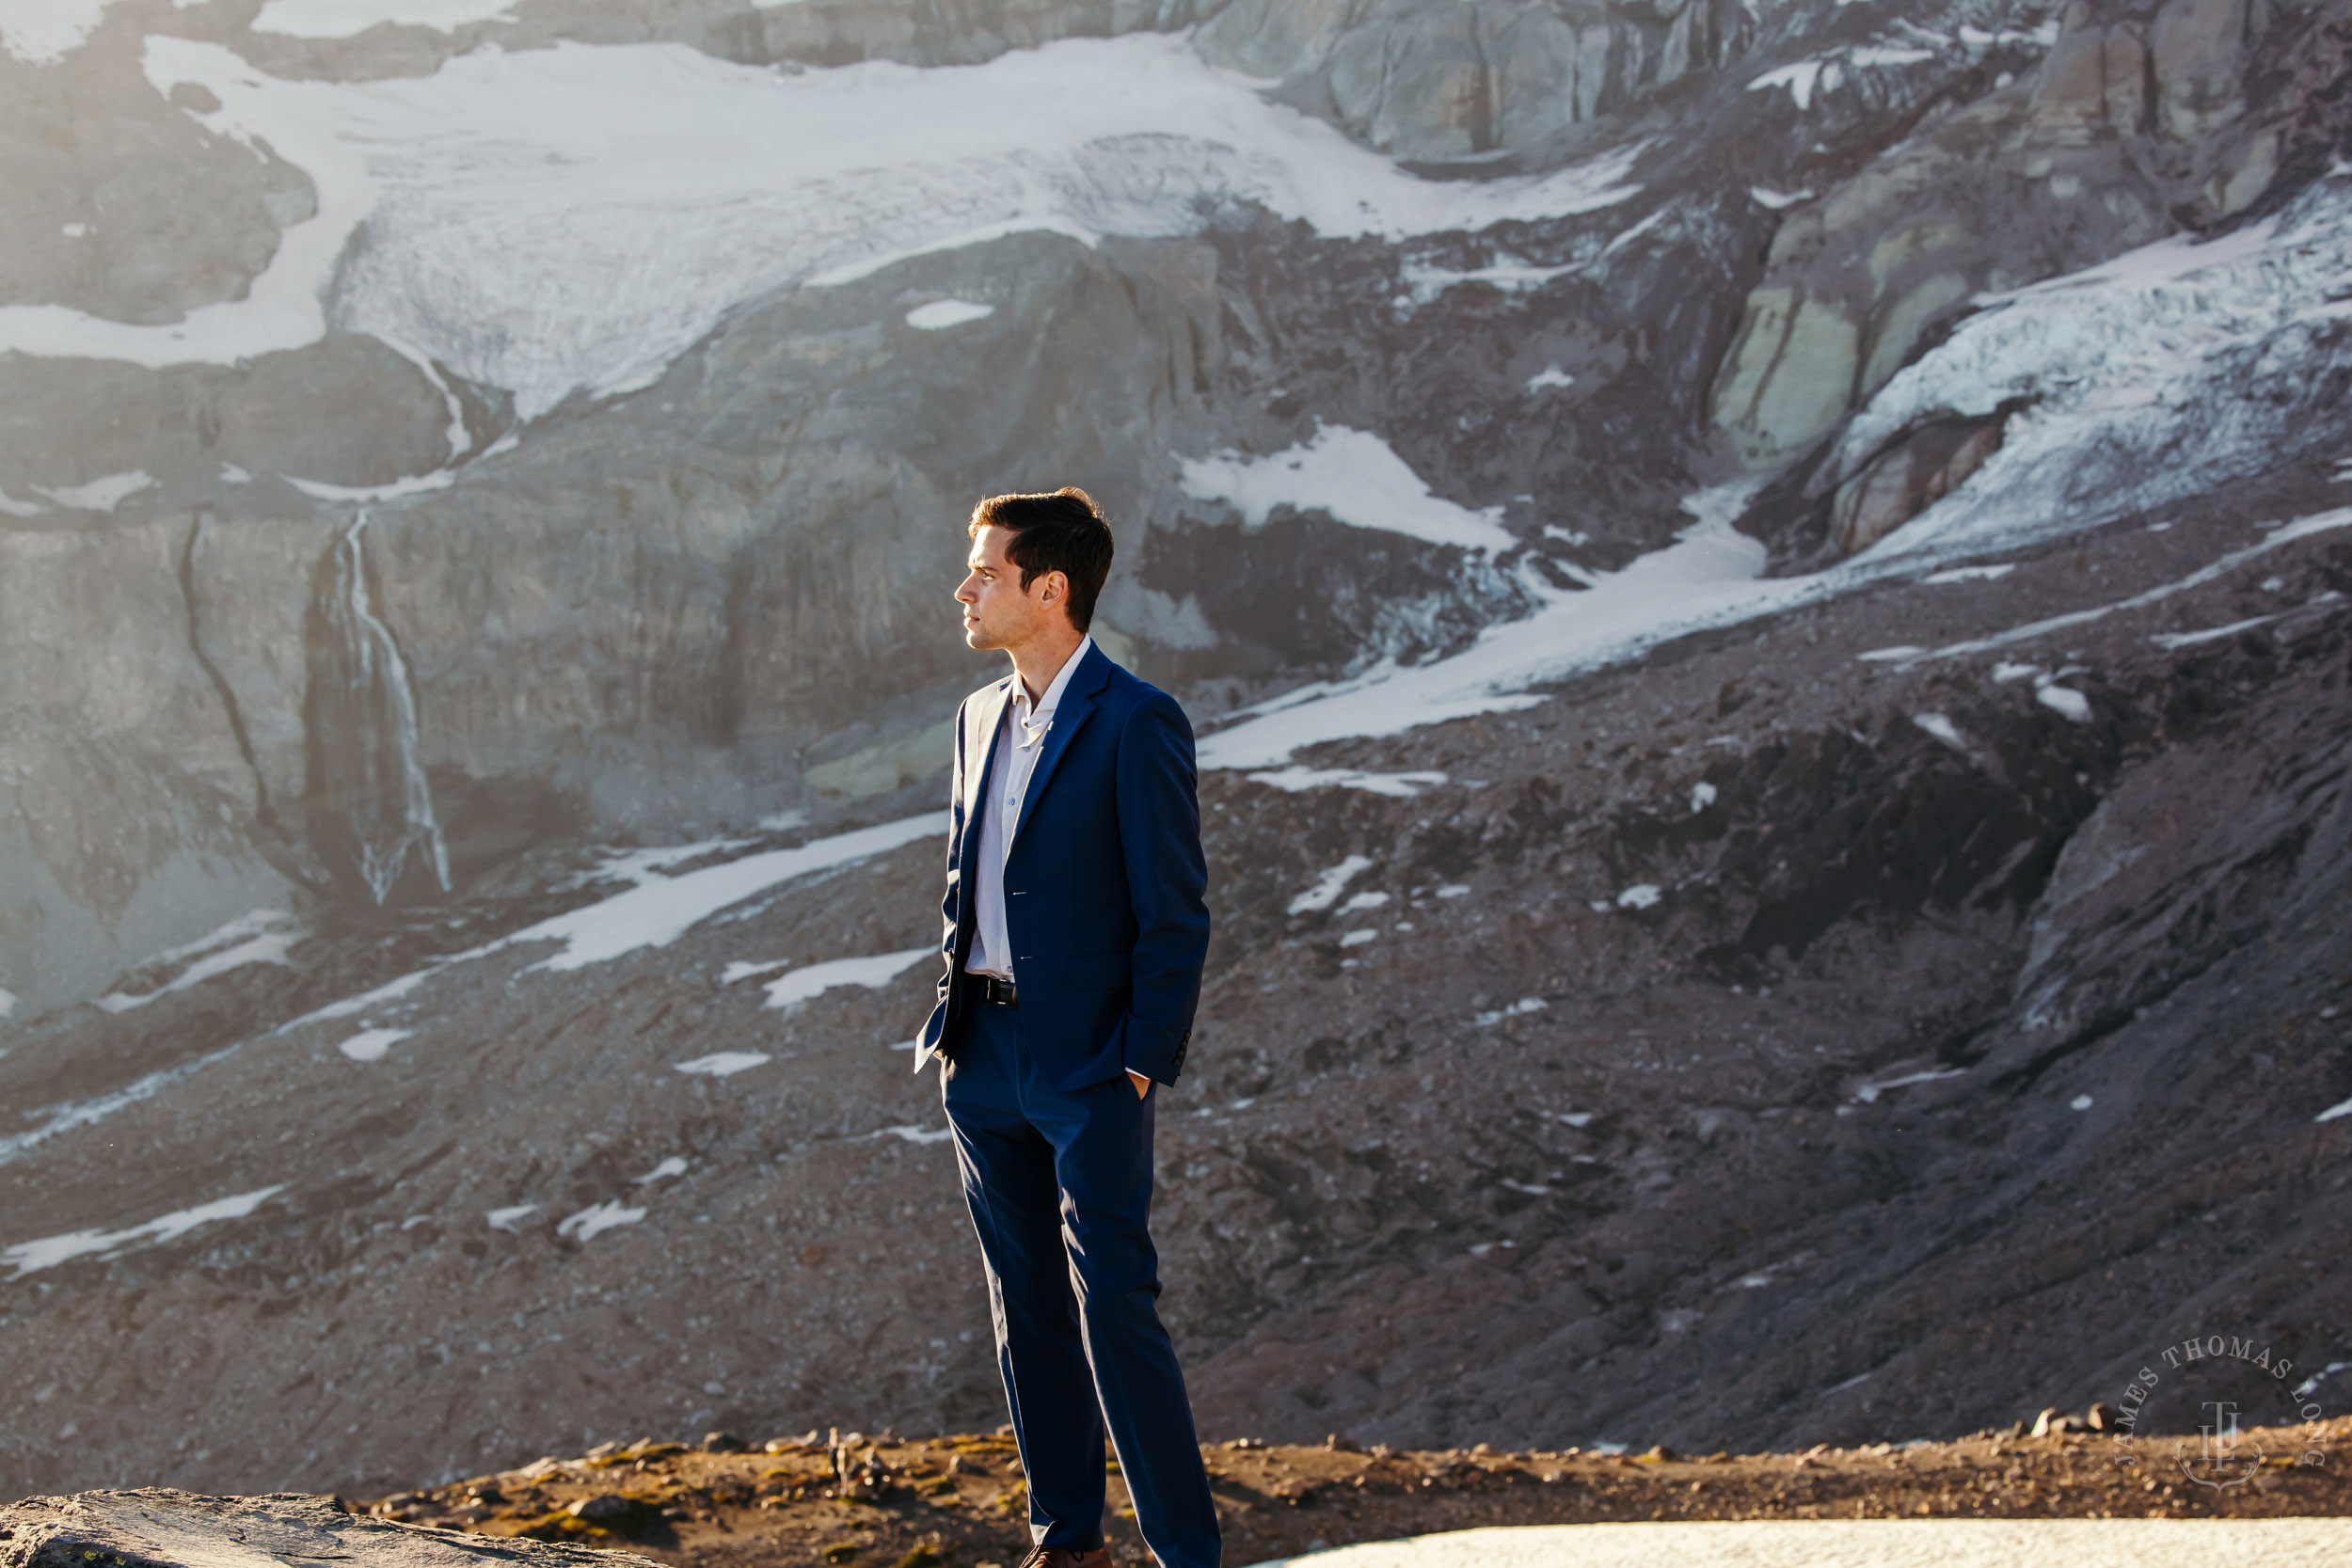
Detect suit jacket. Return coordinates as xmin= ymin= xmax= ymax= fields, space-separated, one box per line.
xmin=914 ymin=641 xmax=1209 ymax=1091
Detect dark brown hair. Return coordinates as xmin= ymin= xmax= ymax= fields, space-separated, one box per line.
xmin=968 ymin=486 xmax=1115 ymax=633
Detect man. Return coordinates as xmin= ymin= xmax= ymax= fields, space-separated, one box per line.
xmin=913 ymin=487 xmax=1217 ymax=1568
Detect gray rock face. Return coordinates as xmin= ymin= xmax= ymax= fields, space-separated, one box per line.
xmin=1199 ymin=0 xmax=1755 ymax=161
xmin=1706 ymin=0 xmax=2328 ymax=471
xmin=0 ymin=40 xmax=311 ymax=326
xmin=0 ymin=1491 xmax=654 ymax=1568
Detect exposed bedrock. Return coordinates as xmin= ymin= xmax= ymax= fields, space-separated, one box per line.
xmin=1197 ymin=0 xmax=1758 ymax=162
xmin=0 ymin=27 xmax=314 ymax=326
xmin=1706 ymin=0 xmax=2342 ymax=474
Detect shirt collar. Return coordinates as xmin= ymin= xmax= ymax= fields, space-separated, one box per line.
xmin=1011 ymin=635 xmax=1092 ymax=734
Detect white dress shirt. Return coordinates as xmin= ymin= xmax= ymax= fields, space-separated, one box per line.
xmin=965 ymin=636 xmax=1092 ymax=980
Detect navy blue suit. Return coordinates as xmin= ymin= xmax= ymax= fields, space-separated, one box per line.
xmin=916 ymin=641 xmax=1219 ymax=1568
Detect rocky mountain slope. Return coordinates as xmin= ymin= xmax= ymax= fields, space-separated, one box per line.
xmin=3 ymin=0 xmax=2350 ymax=1508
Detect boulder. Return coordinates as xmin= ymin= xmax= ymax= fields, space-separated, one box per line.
xmin=0 ymin=1491 xmax=657 ymax=1568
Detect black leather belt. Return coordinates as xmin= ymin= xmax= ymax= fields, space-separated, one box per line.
xmin=975 ymin=974 xmax=1018 ymax=1006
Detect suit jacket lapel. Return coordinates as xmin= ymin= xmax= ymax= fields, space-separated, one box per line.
xmin=1011 ymin=642 xmax=1111 ymax=851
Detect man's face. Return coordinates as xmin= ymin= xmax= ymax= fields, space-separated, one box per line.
xmin=956 ymin=524 xmax=1063 ymax=650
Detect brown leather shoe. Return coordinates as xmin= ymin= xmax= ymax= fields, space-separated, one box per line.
xmin=1015 ymin=1546 xmax=1110 ymax=1568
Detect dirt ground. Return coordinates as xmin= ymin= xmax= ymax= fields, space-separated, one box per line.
xmin=356 ymin=1415 xmax=2352 ymax=1567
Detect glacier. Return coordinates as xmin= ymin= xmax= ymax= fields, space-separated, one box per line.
xmin=0 ymin=32 xmax=1642 ymax=421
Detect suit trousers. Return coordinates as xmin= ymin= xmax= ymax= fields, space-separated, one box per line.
xmin=941 ymin=1001 xmax=1220 ymax=1568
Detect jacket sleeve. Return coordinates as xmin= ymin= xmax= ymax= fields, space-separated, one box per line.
xmin=1113 ymin=689 xmax=1211 ymax=1085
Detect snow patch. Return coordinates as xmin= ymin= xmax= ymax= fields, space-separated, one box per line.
xmin=1180 ymin=425 xmax=1516 ymax=553
xmin=0 ymin=0 xmax=182 ymax=65
xmin=1525 ymin=365 xmax=1574 ymax=392
xmin=1246 ymin=766 xmax=1448 ymax=798
xmin=1615 ymin=884 xmax=1662 ymax=910
xmin=761 ymin=947 xmax=932 ymax=1009
xmin=2037 ymin=685 xmax=2092 ymax=722
xmin=95 ymin=910 xmax=299 ymax=1013
xmin=1289 ymin=856 xmax=1373 ymax=915
xmin=1911 ymin=713 xmax=1967 ymax=750
xmin=1338 ymin=928 xmax=1379 ymax=947
xmin=633 ymin=1156 xmax=689 ymax=1183
xmin=1400 ymin=256 xmax=1574 ymax=309
xmin=2317 ymin=1096 xmax=2352 ymax=1123
xmin=1852 ymin=1067 xmax=1967 ymax=1102
xmin=283 ymin=468 xmax=454 ymax=502
xmin=1749 ymin=42 xmax=1938 ymax=111
xmin=1474 ymin=997 xmax=1547 ymax=1026
xmin=485 ymin=1204 xmax=538 ymax=1231
xmin=1690 ymin=781 xmax=1717 ymax=812
xmin=3 ymin=1184 xmax=287 ymax=1275
xmin=866 ymin=1124 xmax=955 ymax=1145
xmin=33 ymin=470 xmax=153 ymax=513
xmin=1748 ymin=58 xmax=1837 ymax=111
xmin=2152 ymin=615 xmax=2276 ymax=649
xmin=557 ymin=1201 xmax=645 ymax=1243
xmin=515 ymin=813 xmax=946 ymax=972
xmin=335 ymin=1026 xmax=411 ymax=1062
xmin=672 ymin=1052 xmax=772 ymax=1078
xmin=1923 ymin=562 xmax=2016 ymax=583
xmin=905 ymin=298 xmax=994 ymax=330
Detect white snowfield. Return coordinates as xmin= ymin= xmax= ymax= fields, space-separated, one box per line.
xmin=1200 ymin=181 xmax=2352 ymax=774
xmin=1 ymin=1185 xmax=288 ymax=1276
xmin=0 ymin=34 xmax=1639 ymax=420
xmin=0 ymin=0 xmax=123 ymax=65
xmin=1182 ymin=425 xmax=1517 ymax=553
xmin=1243 ymin=1518 xmax=2352 ymax=1568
